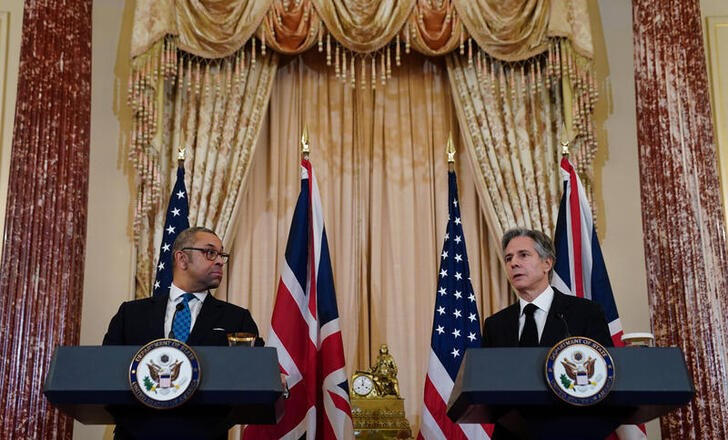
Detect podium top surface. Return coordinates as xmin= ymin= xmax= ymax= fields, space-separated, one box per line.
xmin=447 ymin=346 xmax=694 ymax=425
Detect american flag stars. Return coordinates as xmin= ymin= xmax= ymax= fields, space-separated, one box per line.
xmin=428 ymin=172 xmax=482 ymax=365
xmin=419 ymin=170 xmax=488 ymax=439
xmin=153 ymin=165 xmax=190 ymax=295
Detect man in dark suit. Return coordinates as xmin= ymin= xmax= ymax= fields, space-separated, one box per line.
xmin=103 ymin=226 xmax=259 ymax=346
xmin=481 ymin=228 xmax=613 ymax=439
xmin=482 ymin=227 xmax=613 ymax=348
xmin=103 ymin=226 xmax=261 ymax=439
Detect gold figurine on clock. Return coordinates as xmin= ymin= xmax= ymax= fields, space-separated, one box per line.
xmin=350 ymin=344 xmax=411 ymax=438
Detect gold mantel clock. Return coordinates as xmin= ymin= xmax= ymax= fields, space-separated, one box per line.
xmin=352 ymin=372 xmax=376 ymax=398
xmin=350 ymin=345 xmax=412 ymax=439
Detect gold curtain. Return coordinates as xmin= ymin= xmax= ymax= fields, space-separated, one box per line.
xmin=130 ymin=0 xmax=273 ymax=58
xmin=132 ymin=44 xmax=278 ymax=297
xmin=131 ymin=0 xmax=594 ymax=58
xmin=451 ymin=0 xmax=550 ymax=61
xmin=220 ymin=53 xmax=509 ymax=432
xmin=311 ymin=0 xmax=416 ymax=52
xmin=128 ymin=1 xmax=598 ymax=298
xmin=446 ymin=39 xmax=597 ymax=240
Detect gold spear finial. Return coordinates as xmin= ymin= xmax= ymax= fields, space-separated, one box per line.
xmin=301 ymin=125 xmax=310 ymax=158
xmin=447 ymin=132 xmax=455 ymax=164
xmin=560 ymin=123 xmax=575 ymax=157
xmin=177 ymin=146 xmax=186 ymax=162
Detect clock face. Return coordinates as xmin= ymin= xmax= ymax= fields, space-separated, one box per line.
xmin=352 ymin=374 xmax=374 ymax=396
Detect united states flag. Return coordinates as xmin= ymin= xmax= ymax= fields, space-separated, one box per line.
xmin=153 ymin=163 xmax=190 ymax=296
xmin=417 ymin=170 xmax=492 ymax=440
xmin=244 ymin=158 xmax=353 ymax=440
xmin=552 ymin=156 xmax=646 ymax=440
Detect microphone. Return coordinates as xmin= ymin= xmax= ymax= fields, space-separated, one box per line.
xmin=556 ymin=312 xmax=571 ymax=339
xmin=168 ymin=303 xmax=184 ymax=338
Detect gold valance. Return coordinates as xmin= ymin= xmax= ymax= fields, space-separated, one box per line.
xmin=131 ymin=0 xmax=593 ymax=61
xmin=452 ymin=0 xmax=549 ymax=61
xmin=127 ymin=0 xmax=598 ymax=256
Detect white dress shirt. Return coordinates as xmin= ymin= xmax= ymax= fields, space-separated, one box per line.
xmin=163 ymin=283 xmax=209 ymax=338
xmin=518 ymin=286 xmax=555 ymax=342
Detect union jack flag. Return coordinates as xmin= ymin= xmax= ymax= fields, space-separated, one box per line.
xmin=552 ymin=156 xmax=647 ymax=440
xmin=417 ymin=170 xmax=492 ymax=440
xmin=153 ymin=164 xmax=189 ymax=296
xmin=244 ymin=158 xmax=353 ymax=439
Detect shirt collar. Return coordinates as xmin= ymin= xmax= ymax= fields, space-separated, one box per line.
xmin=170 ymin=283 xmax=208 ymax=302
xmin=519 ymin=285 xmax=554 ymax=315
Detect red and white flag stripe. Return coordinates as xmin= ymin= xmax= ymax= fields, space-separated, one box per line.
xmin=244 ymin=159 xmax=353 ymax=440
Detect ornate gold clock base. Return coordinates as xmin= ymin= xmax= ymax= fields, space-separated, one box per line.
xmin=352 ymin=397 xmax=412 ymax=439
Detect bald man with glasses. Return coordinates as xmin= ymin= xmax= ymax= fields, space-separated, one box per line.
xmin=103 ymin=226 xmax=260 ymax=346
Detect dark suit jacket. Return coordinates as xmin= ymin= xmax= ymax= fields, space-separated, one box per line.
xmin=481 ymin=289 xmax=613 ymax=440
xmin=482 ymin=289 xmax=614 ymax=348
xmin=102 ymin=292 xmax=259 ymax=346
xmin=103 ymin=293 xmax=258 ymax=439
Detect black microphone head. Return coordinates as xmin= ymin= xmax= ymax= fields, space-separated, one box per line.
xmin=557 ymin=313 xmax=571 ymax=338
xmin=175 ymin=303 xmax=184 ymax=311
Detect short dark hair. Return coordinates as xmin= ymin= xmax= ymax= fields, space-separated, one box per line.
xmin=172 ymin=226 xmax=218 ymax=266
xmin=501 ymin=228 xmax=555 ymax=279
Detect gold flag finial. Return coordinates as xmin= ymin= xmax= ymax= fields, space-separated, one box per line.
xmin=177 ymin=147 xmax=186 ymax=162
xmin=301 ymin=125 xmax=310 ymax=157
xmin=560 ymin=124 xmax=575 ymax=157
xmin=447 ymin=132 xmax=455 ymax=164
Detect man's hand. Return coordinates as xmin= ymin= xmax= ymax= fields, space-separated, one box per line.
xmin=281 ymin=374 xmax=289 ymax=399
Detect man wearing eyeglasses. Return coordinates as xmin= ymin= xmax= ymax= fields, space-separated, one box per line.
xmin=103 ymin=226 xmax=260 ymax=346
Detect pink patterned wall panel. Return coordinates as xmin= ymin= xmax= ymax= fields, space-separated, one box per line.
xmin=633 ymin=0 xmax=728 ymax=438
xmin=0 ymin=1 xmax=91 ymax=438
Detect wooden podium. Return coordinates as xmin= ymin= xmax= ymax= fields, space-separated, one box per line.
xmin=44 ymin=346 xmax=285 ymax=439
xmin=447 ymin=347 xmax=694 ymax=440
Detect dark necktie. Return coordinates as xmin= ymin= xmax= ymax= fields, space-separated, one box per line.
xmin=171 ymin=293 xmax=196 ymax=342
xmin=519 ymin=303 xmax=539 ymax=347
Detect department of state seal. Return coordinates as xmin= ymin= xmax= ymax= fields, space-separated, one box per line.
xmin=129 ymin=338 xmax=201 ymax=409
xmin=545 ymin=336 xmax=615 ymax=406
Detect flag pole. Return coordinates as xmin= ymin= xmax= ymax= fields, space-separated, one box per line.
xmin=177 ymin=146 xmax=186 ymax=165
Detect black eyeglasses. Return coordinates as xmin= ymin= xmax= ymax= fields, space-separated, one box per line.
xmin=182 ymin=247 xmax=230 ymax=263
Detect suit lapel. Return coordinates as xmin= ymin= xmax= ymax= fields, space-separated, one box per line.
xmin=150 ymin=293 xmax=168 ymax=340
xmin=187 ymin=293 xmax=222 ymax=344
xmin=541 ymin=290 xmax=568 ymax=346
xmin=504 ymin=303 xmax=520 ymax=346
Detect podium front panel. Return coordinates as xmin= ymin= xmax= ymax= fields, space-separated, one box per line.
xmin=44 ymin=345 xmax=284 ymax=425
